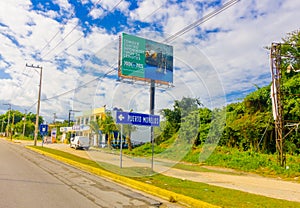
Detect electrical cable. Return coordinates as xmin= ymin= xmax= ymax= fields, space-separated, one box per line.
xmin=164 ymin=0 xmax=241 ymax=43
xmin=26 ymin=67 xmax=116 ymax=111
xmin=256 ymin=116 xmax=272 ymax=151
xmin=48 ymin=0 xmax=124 ymax=60
xmin=25 ymin=1 xmax=164 ymax=110
xmin=25 ymin=0 xmax=240 ymax=112
xmin=39 ymin=30 xmax=61 ymax=55
xmin=41 ymin=0 xmax=104 ymax=60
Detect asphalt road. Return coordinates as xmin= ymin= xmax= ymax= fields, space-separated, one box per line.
xmin=0 ymin=139 xmax=182 ymax=208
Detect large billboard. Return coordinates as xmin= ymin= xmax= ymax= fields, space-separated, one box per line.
xmin=119 ymin=33 xmax=173 ymax=84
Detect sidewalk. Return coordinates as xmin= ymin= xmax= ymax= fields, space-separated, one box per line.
xmin=16 ymin=140 xmax=300 ymax=203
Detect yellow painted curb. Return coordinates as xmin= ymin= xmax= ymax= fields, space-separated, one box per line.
xmin=26 ymin=146 xmax=220 ymax=208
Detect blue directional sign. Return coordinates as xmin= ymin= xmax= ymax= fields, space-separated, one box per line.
xmin=39 ymin=124 xmax=48 ymax=136
xmin=116 ymin=111 xmax=160 ymax=126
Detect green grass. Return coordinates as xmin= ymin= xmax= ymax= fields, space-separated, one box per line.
xmin=12 ymin=135 xmax=37 ymax=141
xmin=32 ymin=146 xmax=154 ymax=177
xmin=203 ymin=146 xmax=300 ymax=180
xmin=29 ymin=146 xmax=300 ymax=208
xmin=125 ymin=140 xmax=300 ymax=180
xmin=135 ymin=174 xmax=300 ymax=208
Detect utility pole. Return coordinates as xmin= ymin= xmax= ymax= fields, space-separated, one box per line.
xmin=4 ymin=104 xmax=11 ymax=138
xmin=23 ymin=110 xmax=27 ymax=137
xmin=53 ymin=113 xmax=57 ymax=124
xmin=270 ymin=43 xmax=285 ymax=167
xmin=68 ymin=110 xmax=79 ymax=127
xmin=26 ymin=64 xmax=43 ymax=146
xmin=11 ymin=113 xmax=14 ymax=140
xmin=1 ymin=118 xmax=4 ymax=134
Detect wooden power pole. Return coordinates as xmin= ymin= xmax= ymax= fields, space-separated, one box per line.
xmin=270 ymin=43 xmax=285 ymax=167
xmin=26 ymin=64 xmax=43 ymax=146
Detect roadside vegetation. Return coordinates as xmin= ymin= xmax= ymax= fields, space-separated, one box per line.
xmin=124 ymin=142 xmax=300 ymax=180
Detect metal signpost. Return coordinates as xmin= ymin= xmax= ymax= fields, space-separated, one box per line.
xmin=116 ymin=111 xmax=160 ymax=169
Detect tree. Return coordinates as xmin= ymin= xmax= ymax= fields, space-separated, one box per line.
xmin=122 ymin=124 xmax=136 ymax=151
xmin=98 ymin=111 xmax=117 ymax=148
xmin=160 ymin=97 xmax=202 ymax=143
xmin=0 ymin=110 xmax=41 ymax=138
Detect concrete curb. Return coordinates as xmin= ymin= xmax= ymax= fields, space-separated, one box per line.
xmin=26 ymin=146 xmax=220 ymax=208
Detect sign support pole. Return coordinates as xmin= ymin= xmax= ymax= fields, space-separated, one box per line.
xmin=150 ymin=80 xmax=155 ymax=171
xmin=120 ymin=124 xmax=123 ymax=168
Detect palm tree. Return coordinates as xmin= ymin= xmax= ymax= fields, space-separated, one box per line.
xmin=123 ymin=124 xmax=136 ymax=151
xmin=98 ymin=111 xmax=117 ymax=148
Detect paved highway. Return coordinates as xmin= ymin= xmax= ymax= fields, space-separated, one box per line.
xmin=0 ymin=139 xmax=182 ymax=208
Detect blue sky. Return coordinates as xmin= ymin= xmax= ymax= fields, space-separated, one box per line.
xmin=0 ymin=0 xmax=299 ymax=122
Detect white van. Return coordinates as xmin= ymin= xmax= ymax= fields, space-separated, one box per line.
xmin=70 ymin=136 xmax=90 ymax=150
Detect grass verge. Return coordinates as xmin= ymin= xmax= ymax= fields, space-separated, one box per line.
xmin=27 ymin=146 xmax=300 ymax=208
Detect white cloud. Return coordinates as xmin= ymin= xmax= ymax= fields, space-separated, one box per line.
xmin=89 ymin=8 xmax=105 ymax=19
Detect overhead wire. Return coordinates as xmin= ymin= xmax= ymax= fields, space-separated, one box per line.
xmin=19 ymin=0 xmax=104 ymax=113
xmin=34 ymin=0 xmax=125 ymax=109
xmin=39 ymin=30 xmax=61 ymax=55
xmin=39 ymin=0 xmax=125 ymax=102
xmin=42 ymin=68 xmax=115 ymax=102
xmin=164 ymin=0 xmax=241 ymax=43
xmin=26 ymin=0 xmax=240 ymax=112
xmin=49 ymin=0 xmax=124 ymax=60
xmin=32 ymin=0 xmax=163 ymax=105
xmin=26 ymin=66 xmax=116 ymax=112
xmin=40 ymin=0 xmax=104 ymax=60
xmin=25 ymin=0 xmax=109 ymax=110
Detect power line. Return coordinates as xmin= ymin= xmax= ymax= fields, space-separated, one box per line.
xmin=25 ymin=1 xmax=163 ymax=109
xmin=25 ymin=0 xmax=240 ymax=112
xmin=26 ymin=67 xmax=116 ymax=111
xmin=141 ymin=4 xmax=165 ymax=22
xmin=45 ymin=0 xmax=124 ymax=61
xmin=41 ymin=0 xmax=104 ymax=60
xmin=39 ymin=30 xmax=61 ymax=55
xmin=164 ymin=0 xmax=241 ymax=43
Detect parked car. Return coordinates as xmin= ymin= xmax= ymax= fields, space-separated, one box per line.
xmin=70 ymin=136 xmax=90 ymax=150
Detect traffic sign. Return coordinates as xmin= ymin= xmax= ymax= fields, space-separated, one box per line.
xmin=39 ymin=124 xmax=48 ymax=136
xmin=116 ymin=111 xmax=160 ymax=126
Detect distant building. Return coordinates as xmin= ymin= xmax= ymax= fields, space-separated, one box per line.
xmin=73 ymin=107 xmax=106 ymax=147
